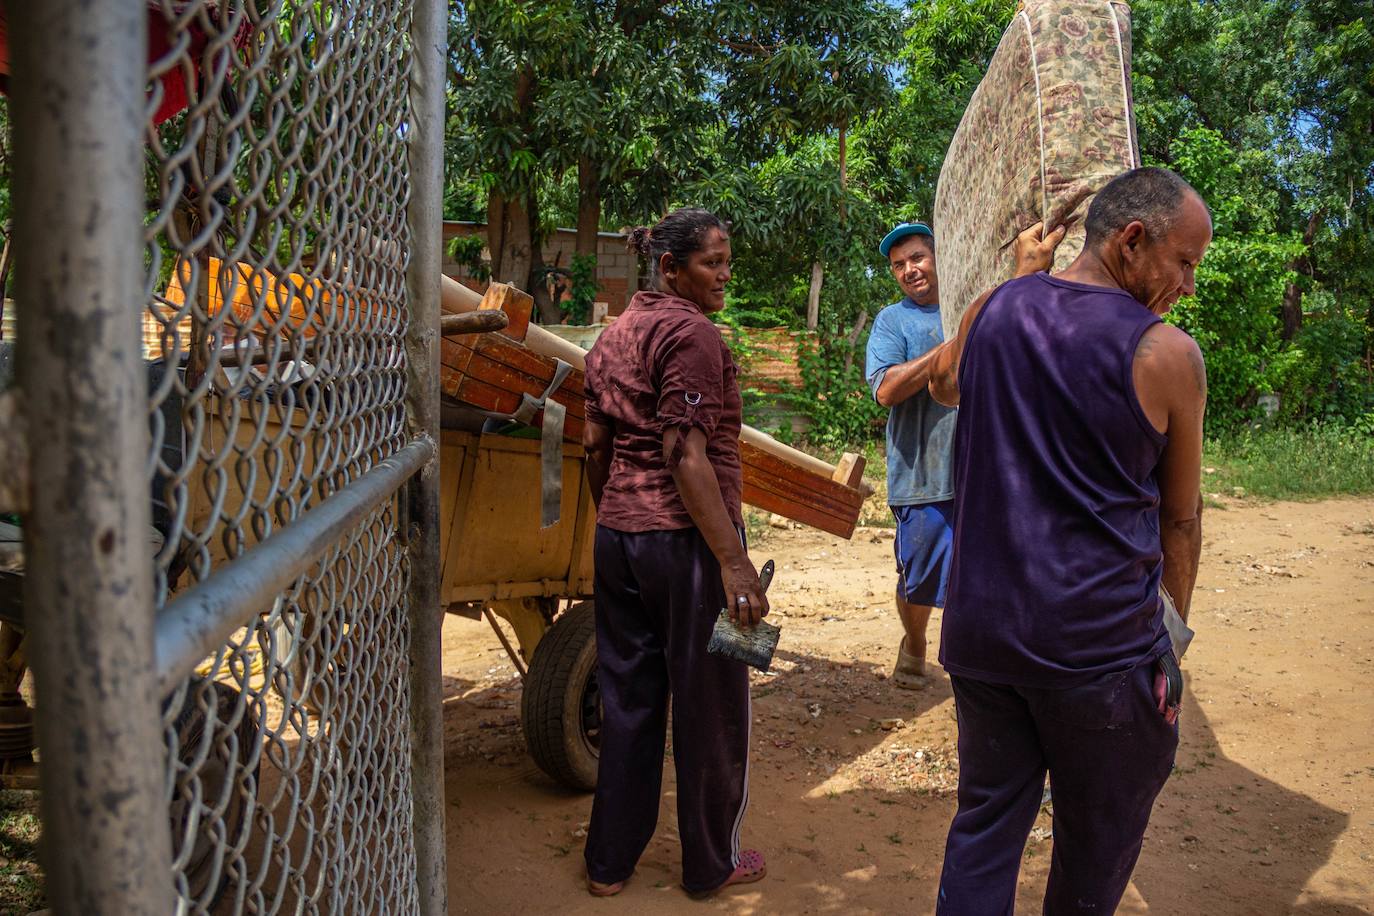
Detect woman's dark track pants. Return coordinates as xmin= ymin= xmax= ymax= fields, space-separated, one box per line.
xmin=583 ymin=525 xmax=751 ymax=894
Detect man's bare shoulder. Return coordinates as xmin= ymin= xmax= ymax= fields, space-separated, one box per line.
xmin=1135 ymin=323 xmax=1206 ymax=396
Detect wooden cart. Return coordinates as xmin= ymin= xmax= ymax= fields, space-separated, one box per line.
xmin=433 ymin=280 xmax=872 ymax=791
xmin=436 ymin=429 xmax=602 ymax=789
xmin=140 ymin=267 xmax=870 ymax=792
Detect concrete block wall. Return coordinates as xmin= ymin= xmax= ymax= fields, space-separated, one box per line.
xmin=441 ymin=221 xmax=641 ymax=317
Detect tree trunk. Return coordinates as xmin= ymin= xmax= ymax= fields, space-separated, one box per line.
xmin=1280 ymin=277 xmax=1304 ymax=342
xmin=841 ymin=309 xmax=868 ymax=376
xmin=487 ymin=191 xmax=533 ymax=292
xmin=0 ymin=223 xmax=13 ymax=318
xmin=806 ymin=261 xmax=823 ymax=331
xmin=526 ymin=188 xmax=562 ymax=326
xmin=487 ymin=62 xmax=539 ymax=292
xmin=838 ymin=122 xmax=848 ymax=224
xmin=576 ymin=154 xmax=600 ymax=260
xmin=1280 ymin=210 xmax=1322 ymax=342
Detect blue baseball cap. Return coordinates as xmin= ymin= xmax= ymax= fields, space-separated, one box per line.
xmin=879 ymin=221 xmax=935 ymax=257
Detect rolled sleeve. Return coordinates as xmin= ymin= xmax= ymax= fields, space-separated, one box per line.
xmin=654 ymin=319 xmax=726 ymax=441
xmin=865 ymin=310 xmax=905 ymax=402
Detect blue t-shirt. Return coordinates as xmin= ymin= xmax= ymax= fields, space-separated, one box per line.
xmin=865 ymin=299 xmax=957 ymax=506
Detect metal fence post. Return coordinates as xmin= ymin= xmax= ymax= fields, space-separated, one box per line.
xmin=9 ymin=1 xmax=176 ymax=912
xmin=405 ymin=0 xmax=450 ymax=912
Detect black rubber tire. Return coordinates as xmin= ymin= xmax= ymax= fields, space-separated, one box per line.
xmin=521 ymin=601 xmax=600 ymax=792
xmin=167 ymin=679 xmax=262 ymax=908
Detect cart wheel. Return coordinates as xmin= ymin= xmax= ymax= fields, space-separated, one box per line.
xmin=168 ymin=679 xmax=262 ymax=908
xmin=521 ymin=601 xmax=600 ymax=791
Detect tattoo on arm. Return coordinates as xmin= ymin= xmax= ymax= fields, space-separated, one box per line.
xmin=1187 ymin=343 xmax=1208 ymax=398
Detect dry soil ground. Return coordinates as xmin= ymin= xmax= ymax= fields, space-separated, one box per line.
xmin=439 ymin=498 xmax=1374 ymax=915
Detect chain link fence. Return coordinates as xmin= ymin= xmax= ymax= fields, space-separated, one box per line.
xmin=7 ymin=0 xmax=447 ymax=911
xmin=146 ymin=4 xmax=419 ymax=906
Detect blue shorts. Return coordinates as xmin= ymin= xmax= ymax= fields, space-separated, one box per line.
xmin=892 ymin=500 xmax=955 ymax=608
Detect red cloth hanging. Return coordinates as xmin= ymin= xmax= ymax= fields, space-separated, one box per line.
xmin=0 ymin=4 xmax=247 ymax=126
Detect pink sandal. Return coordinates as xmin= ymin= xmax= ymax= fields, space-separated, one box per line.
xmin=587 ymin=877 xmax=625 ymax=897
xmin=688 ymin=849 xmax=767 ymax=898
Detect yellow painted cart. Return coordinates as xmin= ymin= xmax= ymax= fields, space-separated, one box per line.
xmin=437 ymin=428 xmax=603 ymax=790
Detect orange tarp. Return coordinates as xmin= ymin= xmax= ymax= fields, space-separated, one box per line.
xmin=148 ymin=257 xmax=335 ymax=360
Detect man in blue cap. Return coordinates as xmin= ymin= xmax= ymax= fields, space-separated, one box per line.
xmin=864 ymin=221 xmax=955 ymax=687
xmin=866 ymin=220 xmax=1064 ymax=686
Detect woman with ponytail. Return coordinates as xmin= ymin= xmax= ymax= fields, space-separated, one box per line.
xmin=581 ymin=208 xmax=769 ymax=898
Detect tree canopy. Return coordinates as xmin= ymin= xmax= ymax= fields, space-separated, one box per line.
xmin=448 ymin=0 xmax=1373 ymax=435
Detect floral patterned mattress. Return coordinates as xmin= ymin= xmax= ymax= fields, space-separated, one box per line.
xmin=934 ymin=0 xmax=1140 ymax=337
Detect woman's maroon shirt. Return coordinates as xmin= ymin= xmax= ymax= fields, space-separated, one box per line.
xmin=584 ymin=290 xmax=743 ymax=532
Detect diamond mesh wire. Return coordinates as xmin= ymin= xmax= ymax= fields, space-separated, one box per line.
xmin=140 ymin=2 xmax=419 ymax=911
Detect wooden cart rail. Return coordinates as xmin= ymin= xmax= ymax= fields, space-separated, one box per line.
xmin=440 ymin=280 xmax=871 ymax=538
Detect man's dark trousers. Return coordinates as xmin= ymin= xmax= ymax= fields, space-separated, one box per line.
xmin=937 ymin=661 xmax=1178 ymax=915
xmin=584 ymin=525 xmax=750 ymax=894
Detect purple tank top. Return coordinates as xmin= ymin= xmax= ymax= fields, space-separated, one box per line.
xmin=940 ymin=273 xmax=1172 ymax=687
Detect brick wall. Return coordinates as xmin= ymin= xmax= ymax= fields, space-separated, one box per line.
xmin=441 ymin=221 xmax=641 ymax=317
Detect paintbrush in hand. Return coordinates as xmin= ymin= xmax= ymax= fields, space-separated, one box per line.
xmin=706 ymin=559 xmax=780 ymax=671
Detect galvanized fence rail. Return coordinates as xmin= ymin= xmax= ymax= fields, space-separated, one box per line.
xmin=8 ymin=0 xmax=448 ymax=912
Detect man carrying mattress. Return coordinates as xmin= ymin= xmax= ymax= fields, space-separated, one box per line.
xmin=925 ymin=167 xmax=1211 ymax=914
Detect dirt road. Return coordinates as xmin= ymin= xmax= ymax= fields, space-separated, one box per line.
xmin=440 ymin=498 xmax=1374 ymax=914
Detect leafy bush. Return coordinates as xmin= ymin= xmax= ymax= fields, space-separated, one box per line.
xmin=1268 ymin=292 xmax=1374 ymax=426
xmin=721 ymin=286 xmax=800 ymax=329
xmin=1165 ymin=125 xmax=1374 ymax=434
xmin=1167 ymin=233 xmax=1303 ymax=430
xmin=789 ymin=329 xmax=886 ymax=450
xmin=447 ymin=234 xmax=490 ymax=282
xmin=565 ymin=253 xmax=596 ymax=324
xmin=1205 ymin=423 xmax=1374 ymax=500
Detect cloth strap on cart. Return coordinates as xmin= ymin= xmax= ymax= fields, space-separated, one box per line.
xmin=486 ymin=358 xmax=574 ymax=528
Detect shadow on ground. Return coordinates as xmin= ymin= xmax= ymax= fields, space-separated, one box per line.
xmin=442 ymin=649 xmax=1361 ymax=915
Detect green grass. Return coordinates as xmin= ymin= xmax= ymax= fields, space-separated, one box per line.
xmin=0 ymin=790 xmax=44 ymax=915
xmin=750 ymin=423 xmax=1370 ymax=536
xmin=1204 ymin=423 xmax=1374 ymax=501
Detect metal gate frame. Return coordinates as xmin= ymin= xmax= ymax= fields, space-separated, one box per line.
xmin=6 ymin=0 xmax=449 ymax=911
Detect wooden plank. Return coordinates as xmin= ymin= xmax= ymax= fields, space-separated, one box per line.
xmin=440 ymin=329 xmax=589 ymax=441
xmin=450 ymin=374 xmax=515 ymax=414
xmin=831 ymin=452 xmax=867 ymax=489
xmin=740 ymin=441 xmax=864 ymax=513
xmin=439 ymin=335 xmax=477 ymax=380
xmin=741 ymin=483 xmax=856 ymax=539
xmin=447 ymin=374 xmax=586 ymax=442
xmin=472 ymin=335 xmax=587 ymax=415
xmin=740 ymin=439 xmax=862 ymax=503
xmin=741 ymin=464 xmax=859 ymax=521
xmin=439 ymin=365 xmax=470 ymax=401
xmin=741 ymin=483 xmax=846 ymax=532
xmin=456 ymin=352 xmax=587 ymax=423
xmin=738 ymin=427 xmax=838 ymax=478
xmin=442 ymin=333 xmax=586 ymax=413
xmin=478 ymin=283 xmax=534 ymax=342
xmin=741 ymin=458 xmax=857 ymax=516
